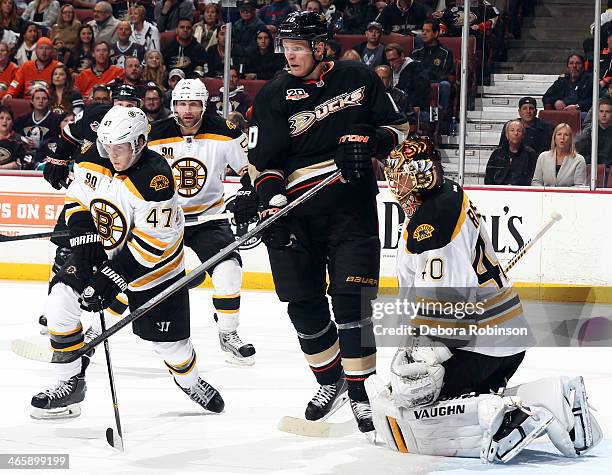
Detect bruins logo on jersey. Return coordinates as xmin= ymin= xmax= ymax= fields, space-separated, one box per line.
xmin=90 ymin=198 xmax=128 ymax=250
xmin=413 ymin=224 xmax=435 ymax=242
xmin=150 ymin=174 xmax=170 ymax=191
xmin=171 ymin=157 xmax=207 ymax=197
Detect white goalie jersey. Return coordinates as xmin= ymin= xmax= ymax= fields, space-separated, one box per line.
xmin=147 ymin=115 xmax=248 ymax=225
xmin=396 ymin=180 xmax=534 ymax=356
xmin=64 ymin=144 xmax=185 ymax=292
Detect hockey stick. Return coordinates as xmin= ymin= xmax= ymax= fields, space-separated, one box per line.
xmin=278 ymin=211 xmax=564 ymax=439
xmin=99 ymin=310 xmax=124 ymax=451
xmin=59 ymin=171 xmax=342 ymax=363
xmin=0 ymin=212 xmax=235 ymax=243
xmin=503 ymin=211 xmax=562 ymax=274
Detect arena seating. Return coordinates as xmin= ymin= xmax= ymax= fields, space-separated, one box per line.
xmin=587 ymin=164 xmax=608 ymax=187
xmin=5 ymin=98 xmax=31 ymax=119
xmin=203 ymin=78 xmax=267 ymax=100
xmin=538 ymin=110 xmax=581 ymax=135
xmin=74 ymin=9 xmax=94 ymax=24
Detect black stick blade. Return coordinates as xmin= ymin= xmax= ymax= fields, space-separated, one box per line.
xmin=106 ymin=427 xmax=124 ymax=451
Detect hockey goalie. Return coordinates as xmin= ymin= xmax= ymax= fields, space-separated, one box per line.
xmin=365 ymin=136 xmax=602 ymax=463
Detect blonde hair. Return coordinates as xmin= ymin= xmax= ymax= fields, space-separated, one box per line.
xmin=550 ymin=123 xmax=576 ymax=158
xmin=142 ymin=49 xmax=167 ymax=92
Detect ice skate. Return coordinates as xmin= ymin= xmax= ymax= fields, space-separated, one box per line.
xmin=350 ymin=399 xmax=375 ymax=434
xmin=305 ymin=373 xmax=349 ymax=421
xmin=31 ymin=357 xmax=89 ymax=420
xmin=219 ymin=329 xmax=256 ymax=366
xmin=176 ymin=377 xmax=225 ymax=413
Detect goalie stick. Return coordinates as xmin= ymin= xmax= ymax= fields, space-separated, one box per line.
xmin=277 ymin=210 xmax=563 ymax=438
xmin=0 ymin=212 xmax=236 ymax=243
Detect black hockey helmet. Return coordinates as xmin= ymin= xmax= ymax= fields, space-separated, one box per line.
xmin=275 ymin=11 xmax=330 ymax=54
xmin=111 ymin=84 xmax=142 ymax=107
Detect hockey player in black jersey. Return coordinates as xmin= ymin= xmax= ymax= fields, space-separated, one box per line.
xmin=240 ymin=11 xmax=406 ymax=433
xmin=38 ymin=85 xmax=142 ymax=334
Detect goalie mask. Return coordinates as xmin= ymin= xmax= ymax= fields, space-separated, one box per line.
xmin=384 ymin=136 xmax=444 ymax=215
xmin=97 ymin=106 xmax=149 ymax=171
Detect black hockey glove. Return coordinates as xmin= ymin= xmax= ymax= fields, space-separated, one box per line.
xmin=254 ymin=172 xmax=295 ymax=250
xmin=334 ymin=124 xmax=376 ymax=183
xmin=79 ymin=261 xmax=128 ymax=312
xmin=260 ymin=206 xmax=295 ymax=250
xmin=233 ymin=174 xmax=259 ymax=226
xmin=43 ymin=156 xmax=70 ymax=190
xmin=70 ymin=231 xmax=107 ymax=276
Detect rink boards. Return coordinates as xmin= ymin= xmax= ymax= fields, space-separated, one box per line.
xmin=1 ymin=174 xmax=612 ymax=302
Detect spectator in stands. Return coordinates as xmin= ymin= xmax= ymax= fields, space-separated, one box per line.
xmin=53 ymin=38 xmax=70 ymax=65
xmin=598 ymin=30 xmax=612 ymax=90
xmin=66 ymin=24 xmax=95 ymax=74
xmin=90 ymin=84 xmax=111 ymax=103
xmin=164 ymin=68 xmax=184 ymax=107
xmin=244 ymin=28 xmax=285 ymax=80
xmin=155 ymin=0 xmax=194 ymax=33
xmin=410 ymin=19 xmax=454 ymax=125
xmin=353 ymin=21 xmax=386 ymax=68
xmin=0 ymin=0 xmax=29 ymax=35
xmin=0 ymin=19 xmax=17 ymax=51
xmin=340 ymin=0 xmax=377 ymax=35
xmin=49 ymin=64 xmax=84 ymax=115
xmin=14 ymin=87 xmax=61 ymax=157
xmin=374 ymin=64 xmax=413 ymax=119
xmin=129 ymin=3 xmax=160 ymax=52
xmin=206 ymin=23 xmax=232 ymax=78
xmin=3 ymin=37 xmax=60 ymax=101
xmin=341 ymin=49 xmax=362 ymax=61
xmin=14 ymin=24 xmax=41 ymax=66
xmin=258 ymin=0 xmax=297 ymax=34
xmin=75 ymin=41 xmax=124 ymax=99
xmin=88 ymin=2 xmax=120 ymax=45
xmin=51 ymin=4 xmax=81 ymax=51
xmin=162 ymin=17 xmax=207 ymax=77
xmin=485 ymin=120 xmax=537 ymax=186
xmin=21 ymin=0 xmax=60 ymax=30
xmin=320 ymin=0 xmax=341 ymax=31
xmin=111 ymin=56 xmax=145 ymax=94
xmin=306 ymin=0 xmax=322 ymax=13
xmin=532 ymin=123 xmax=587 ymax=187
xmin=233 ymin=0 xmax=267 ymax=67
xmin=325 ymin=39 xmax=342 ymax=61
xmin=35 ymin=110 xmax=73 ymax=170
xmin=142 ymin=83 xmax=170 ymax=122
xmin=194 ymin=2 xmax=221 ymax=49
xmin=576 ymin=97 xmax=612 ymax=166
xmin=499 ymin=96 xmax=553 ymax=156
xmin=378 ymin=0 xmax=427 ymax=35
xmin=142 ymin=49 xmax=167 ymax=91
xmin=206 ymin=66 xmax=253 ymax=117
xmin=0 ymin=42 xmax=17 ymax=99
xmin=543 ymin=53 xmax=592 ymax=119
xmin=384 ymin=43 xmax=431 ymax=112
xmin=435 ymin=0 xmax=500 ymax=38
xmin=110 ymin=21 xmax=145 ymax=68
xmin=0 ymin=105 xmax=26 ymax=169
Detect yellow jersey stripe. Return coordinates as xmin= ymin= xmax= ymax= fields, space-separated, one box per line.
xmin=130 ymin=250 xmax=184 ymax=288
xmin=78 ymin=162 xmax=113 ymax=178
xmin=450 ymin=193 xmax=469 ymax=242
xmin=131 ymin=227 xmax=171 ymax=251
xmin=116 ymin=175 xmax=145 ymax=200
xmin=128 ymin=229 xmax=183 ymax=264
xmin=49 ymin=323 xmax=83 ymax=337
xmin=149 ymin=137 xmax=185 ymax=146
xmin=194 ymin=133 xmax=232 ymax=141
xmin=183 ymin=197 xmax=224 ymax=214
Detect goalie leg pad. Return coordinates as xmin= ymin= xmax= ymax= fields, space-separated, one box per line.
xmin=506 ymin=376 xmax=602 ymax=457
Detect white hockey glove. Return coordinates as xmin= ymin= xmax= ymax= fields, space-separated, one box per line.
xmin=390 ymin=337 xmax=452 ymax=408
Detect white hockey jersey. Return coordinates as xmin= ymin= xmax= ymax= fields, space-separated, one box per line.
xmin=147 ymin=115 xmax=248 ymax=226
xmin=396 ymin=180 xmax=533 ymax=356
xmin=64 ymin=143 xmax=185 ymax=292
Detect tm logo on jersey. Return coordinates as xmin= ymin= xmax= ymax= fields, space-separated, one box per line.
xmin=288 ymin=87 xmax=365 ymax=136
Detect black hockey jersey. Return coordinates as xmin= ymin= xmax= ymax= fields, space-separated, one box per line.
xmin=248 ymin=60 xmax=405 ymax=213
xmin=440 ymin=1 xmax=500 ymax=37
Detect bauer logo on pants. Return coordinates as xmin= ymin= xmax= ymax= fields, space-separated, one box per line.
xmin=90 ymin=198 xmax=128 ymax=250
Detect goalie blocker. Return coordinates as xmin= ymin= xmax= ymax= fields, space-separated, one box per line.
xmin=365 ymin=374 xmax=602 ymax=463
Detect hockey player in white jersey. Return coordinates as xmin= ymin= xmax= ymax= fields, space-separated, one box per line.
xmin=31 ymin=107 xmax=224 ymax=419
xmin=148 ymin=79 xmax=255 ymax=365
xmin=365 ymin=136 xmax=602 ymax=462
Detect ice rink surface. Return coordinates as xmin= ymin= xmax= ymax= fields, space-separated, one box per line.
xmin=1 ymin=281 xmax=611 ymax=475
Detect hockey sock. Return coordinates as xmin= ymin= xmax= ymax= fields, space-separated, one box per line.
xmin=153 ymin=339 xmax=199 ymax=388
xmin=211 ymin=259 xmax=242 ymax=333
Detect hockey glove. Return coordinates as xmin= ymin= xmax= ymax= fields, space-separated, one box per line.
xmin=43 ymin=156 xmax=70 ymax=190
xmin=335 ymin=124 xmax=376 ymax=182
xmin=79 ymin=261 xmax=129 ymax=312
xmin=232 ymin=174 xmax=259 ymax=225
xmin=70 ymin=230 xmax=107 ymax=274
xmin=254 ymin=171 xmax=295 ymax=250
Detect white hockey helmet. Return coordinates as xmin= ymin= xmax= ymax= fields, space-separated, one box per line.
xmin=97 ymin=106 xmax=149 ymax=169
xmin=171 ymin=78 xmax=209 ymax=119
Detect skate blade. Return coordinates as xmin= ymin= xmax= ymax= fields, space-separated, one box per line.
xmin=499 ymin=413 xmax=553 ymax=463
xmin=30 ymin=403 xmax=81 ymax=420
xmin=224 ymin=353 xmax=255 ymax=366
xmin=12 ymin=339 xmax=53 ymax=363
xmin=277 ymin=416 xmax=357 ymax=438
xmin=321 ymin=393 xmax=349 ymax=421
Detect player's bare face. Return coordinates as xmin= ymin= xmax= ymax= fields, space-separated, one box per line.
xmin=283 ymin=40 xmax=316 ymax=78
xmin=175 ymin=100 xmax=203 ymax=129
xmin=113 ymin=99 xmax=138 ymax=107
xmin=104 ymin=142 xmax=134 ymax=171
